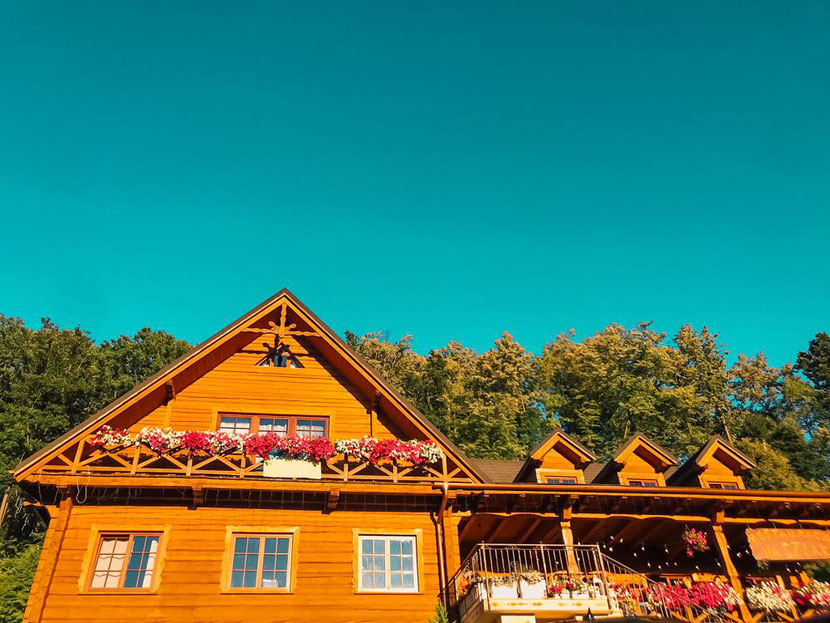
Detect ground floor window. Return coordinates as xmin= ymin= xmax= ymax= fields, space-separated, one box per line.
xmin=229 ymin=534 xmax=293 ymax=590
xmin=358 ymin=534 xmax=418 ymax=592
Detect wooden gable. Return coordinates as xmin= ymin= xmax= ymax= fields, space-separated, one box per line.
xmin=515 ymin=429 xmax=595 ymax=483
xmin=593 ymin=434 xmax=678 ymax=486
xmin=669 ymin=436 xmax=755 ymax=489
xmin=15 ymin=290 xmax=483 ymax=484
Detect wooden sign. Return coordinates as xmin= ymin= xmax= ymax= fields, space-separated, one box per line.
xmin=747 ymin=528 xmax=830 ymax=561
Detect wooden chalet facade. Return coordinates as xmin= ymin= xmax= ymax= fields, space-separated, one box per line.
xmin=14 ymin=291 xmax=830 ymax=623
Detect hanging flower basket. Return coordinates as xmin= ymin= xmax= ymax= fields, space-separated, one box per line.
xmin=682 ymin=526 xmax=709 ymax=557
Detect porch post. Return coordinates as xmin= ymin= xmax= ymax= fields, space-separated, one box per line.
xmin=560 ymin=503 xmax=581 ymax=576
xmin=711 ymin=512 xmax=751 ymax=623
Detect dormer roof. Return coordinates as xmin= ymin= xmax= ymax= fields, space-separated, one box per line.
xmin=591 ymin=434 xmax=678 ymax=483
xmin=668 ymin=436 xmax=755 ymax=485
xmin=514 ymin=428 xmax=596 ymax=482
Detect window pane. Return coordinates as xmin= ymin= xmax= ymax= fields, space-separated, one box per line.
xmin=90 ymin=536 xmax=129 ymax=589
xmin=123 ymin=535 xmax=159 ymax=589
xmin=296 ymin=419 xmax=326 ymax=438
xmin=259 ymin=418 xmax=289 ymax=436
xmin=219 ymin=416 xmax=251 ymax=435
xmin=401 ymin=539 xmax=413 ymax=555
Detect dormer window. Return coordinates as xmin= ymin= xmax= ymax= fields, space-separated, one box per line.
xmin=628 ymin=478 xmax=659 ymax=487
xmin=545 ymin=476 xmax=578 ymax=485
xmin=708 ymin=481 xmax=738 ymax=490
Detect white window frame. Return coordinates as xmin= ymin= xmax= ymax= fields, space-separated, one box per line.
xmin=357 ymin=534 xmax=418 ymax=593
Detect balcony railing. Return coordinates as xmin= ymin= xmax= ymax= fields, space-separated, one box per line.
xmin=445 ymin=543 xmax=728 ymax=623
xmin=34 ymin=440 xmax=474 ymax=484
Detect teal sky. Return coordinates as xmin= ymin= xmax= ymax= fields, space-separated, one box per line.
xmin=1 ymin=1 xmax=828 ymax=365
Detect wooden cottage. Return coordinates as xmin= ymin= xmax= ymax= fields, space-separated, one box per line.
xmin=14 ymin=291 xmax=830 ymax=623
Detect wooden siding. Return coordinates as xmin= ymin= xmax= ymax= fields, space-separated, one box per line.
xmin=618 ymin=452 xmax=665 ymax=486
xmin=134 ymin=334 xmax=404 ymax=440
xmin=34 ymin=504 xmax=442 ymax=623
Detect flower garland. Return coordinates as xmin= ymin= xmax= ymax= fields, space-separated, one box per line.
xmin=89 ymin=427 xmax=444 ymax=465
xmin=792 ymin=581 xmax=830 ymax=610
xmin=746 ymin=582 xmax=794 ymax=613
xmin=682 ymin=526 xmax=709 ymax=557
xmin=688 ymin=582 xmax=742 ymax=614
xmin=646 ymin=582 xmax=741 ymax=615
xmin=646 ymin=583 xmax=690 ymax=611
xmin=89 ymin=425 xmax=132 ymax=449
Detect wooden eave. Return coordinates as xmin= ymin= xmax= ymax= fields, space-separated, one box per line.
xmin=14 ymin=289 xmax=485 ymax=484
xmin=440 ymin=481 xmax=830 ymax=505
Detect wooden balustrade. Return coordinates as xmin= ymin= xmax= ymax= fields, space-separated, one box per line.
xmin=34 ymin=439 xmax=472 ymax=484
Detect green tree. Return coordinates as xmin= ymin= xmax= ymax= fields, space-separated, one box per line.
xmin=797 ymin=332 xmax=830 ymax=429
xmin=0 ymin=543 xmax=41 ymax=623
xmin=538 ymin=323 xmax=726 ymax=458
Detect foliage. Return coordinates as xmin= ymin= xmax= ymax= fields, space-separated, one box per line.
xmin=0 ymin=544 xmax=41 ymax=623
xmin=427 ymin=602 xmax=449 ymax=623
xmin=349 ymin=325 xmax=830 ymax=492
xmin=0 ymin=316 xmax=189 ymax=620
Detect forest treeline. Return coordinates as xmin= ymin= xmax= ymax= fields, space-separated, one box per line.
xmin=0 ymin=314 xmax=828 ymax=620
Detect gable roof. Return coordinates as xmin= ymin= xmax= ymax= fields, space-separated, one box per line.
xmin=592 ymin=433 xmax=678 ymax=483
xmin=514 ymin=428 xmax=596 ymax=482
xmin=15 ymin=289 xmax=485 ymax=483
xmin=668 ymin=436 xmax=755 ymax=485
xmin=470 ymin=459 xmax=525 ymax=483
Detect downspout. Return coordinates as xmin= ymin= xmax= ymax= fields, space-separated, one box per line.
xmin=435 ymin=481 xmax=449 ymax=602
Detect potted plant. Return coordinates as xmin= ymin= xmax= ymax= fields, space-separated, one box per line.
xmin=548 ymin=581 xmax=566 ymax=599
xmin=489 ymin=574 xmax=520 ymax=599
xmin=518 ymin=569 xmax=547 ymax=599
xmin=567 ymin=579 xmax=591 ymax=599
xmin=745 ymin=582 xmax=794 ymax=613
xmin=792 ymin=581 xmax=830 ymax=610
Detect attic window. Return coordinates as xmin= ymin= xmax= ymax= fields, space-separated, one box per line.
xmin=258 ymin=351 xmax=301 ymax=368
xmin=708 ymin=481 xmax=738 ymax=490
xmin=545 ymin=476 xmax=578 ymax=485
xmin=628 ymin=479 xmax=658 ymax=487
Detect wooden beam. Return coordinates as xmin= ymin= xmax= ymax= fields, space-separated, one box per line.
xmin=325 ymin=488 xmax=341 ymax=514
xmin=23 ymin=494 xmax=72 ymax=623
xmin=712 ymin=511 xmax=752 ymax=623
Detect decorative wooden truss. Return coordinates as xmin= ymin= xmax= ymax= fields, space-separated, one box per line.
xmin=32 ymin=437 xmax=474 ymax=485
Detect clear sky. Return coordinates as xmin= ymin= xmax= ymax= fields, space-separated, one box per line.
xmin=1 ymin=1 xmax=828 ymax=366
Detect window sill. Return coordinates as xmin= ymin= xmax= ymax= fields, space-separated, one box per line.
xmin=221 ymin=589 xmax=294 ymax=595
xmin=80 ymin=589 xmax=158 ymax=596
xmin=355 ymin=590 xmax=422 ymax=595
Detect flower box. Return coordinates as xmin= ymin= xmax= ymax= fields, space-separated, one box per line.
xmin=519 ymin=580 xmax=547 ymax=599
xmin=263 ymin=458 xmax=322 ymax=479
xmin=490 ymin=582 xmax=520 ymax=599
